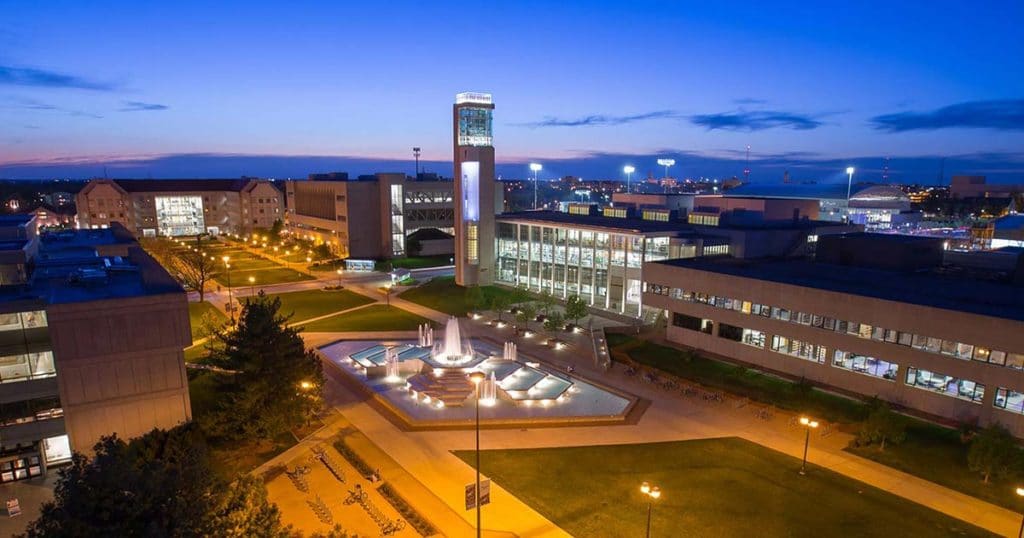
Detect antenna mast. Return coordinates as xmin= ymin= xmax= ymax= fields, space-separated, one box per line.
xmin=743 ymin=145 xmax=751 ymax=182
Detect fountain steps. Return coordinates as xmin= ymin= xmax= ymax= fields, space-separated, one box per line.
xmin=406 ymin=370 xmax=475 ymax=407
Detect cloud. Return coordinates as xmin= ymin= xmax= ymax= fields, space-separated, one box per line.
xmin=2 ymin=97 xmax=103 ymax=118
xmin=119 ymin=100 xmax=169 ymax=112
xmin=0 ymin=65 xmax=115 ymax=90
xmin=870 ymin=99 xmax=1024 ymax=132
xmin=690 ymin=110 xmax=823 ymax=131
xmin=733 ymin=98 xmax=768 ymax=105
xmin=517 ymin=110 xmax=680 ymax=128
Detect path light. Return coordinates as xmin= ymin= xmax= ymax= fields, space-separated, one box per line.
xmin=468 ymin=370 xmax=487 ymax=538
xmin=799 ymin=416 xmax=819 ymax=475
xmin=640 ymin=481 xmax=661 ymax=537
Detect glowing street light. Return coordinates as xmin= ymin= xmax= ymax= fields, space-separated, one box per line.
xmin=222 ymin=256 xmax=234 ymax=324
xmin=640 ymin=481 xmax=662 ymax=537
xmin=248 ymin=276 xmax=256 ymax=296
xmin=798 ymin=416 xmax=819 ymax=475
xmin=659 ymin=159 xmax=675 ymax=182
xmin=1015 ymin=487 xmax=1024 ymax=538
xmin=336 ymin=268 xmax=343 ymax=288
xmin=845 ymin=166 xmax=856 ymax=201
xmin=529 ymin=163 xmax=543 ymax=210
xmin=623 ymin=165 xmax=636 ymax=193
xmin=468 ymin=370 xmax=488 ymax=538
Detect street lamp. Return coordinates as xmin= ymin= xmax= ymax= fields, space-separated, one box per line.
xmin=336 ymin=268 xmax=343 ymax=289
xmin=640 ymin=481 xmax=661 ymax=537
xmin=657 ymin=158 xmax=675 ymax=182
xmin=623 ymin=165 xmax=636 ymax=193
xmin=845 ymin=166 xmax=856 ymax=201
xmin=468 ymin=370 xmax=487 ymax=538
xmin=529 ymin=163 xmax=543 ymax=210
xmin=222 ymin=256 xmax=234 ymax=324
xmin=248 ymin=276 xmax=256 ymax=297
xmin=798 ymin=416 xmax=819 ymax=475
xmin=384 ymin=283 xmax=392 ymax=306
xmin=1016 ymin=487 xmax=1024 ymax=538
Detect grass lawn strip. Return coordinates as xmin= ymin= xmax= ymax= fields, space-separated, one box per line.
xmin=299 ymin=304 xmax=432 ymax=332
xmin=263 ymin=289 xmax=375 ymax=323
xmin=455 ymin=438 xmax=993 ymax=538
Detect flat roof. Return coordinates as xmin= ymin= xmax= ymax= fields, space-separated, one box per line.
xmin=0 ymin=226 xmax=182 ymax=306
xmin=497 ymin=210 xmax=850 ymax=234
xmin=113 ymin=179 xmax=254 ymax=193
xmin=653 ymin=257 xmax=1024 ymax=322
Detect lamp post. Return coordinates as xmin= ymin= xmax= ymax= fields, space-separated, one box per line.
xmin=623 ymin=165 xmax=636 ymax=194
xmin=1016 ymin=487 xmax=1024 ymax=538
xmin=248 ymin=276 xmax=256 ymax=297
xmin=468 ymin=370 xmax=487 ymax=538
xmin=640 ymin=481 xmax=661 ymax=537
xmin=336 ymin=268 xmax=343 ymax=289
xmin=529 ymin=163 xmax=543 ymax=210
xmin=657 ymin=158 xmax=675 ymax=183
xmin=221 ymin=256 xmax=234 ymax=324
xmin=845 ymin=166 xmax=856 ymax=202
xmin=799 ymin=416 xmax=819 ymax=475
xmin=384 ymin=283 xmax=392 ymax=306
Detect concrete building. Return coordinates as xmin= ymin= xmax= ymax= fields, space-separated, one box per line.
xmin=76 ymin=178 xmax=284 ymax=237
xmin=643 ymin=233 xmax=1024 ymax=436
xmin=0 ymin=215 xmax=191 ymax=482
xmin=725 ymin=183 xmax=916 ymax=230
xmin=285 ymin=173 xmax=454 ymax=259
xmin=495 ymin=205 xmax=855 ymax=319
xmin=453 ymin=92 xmax=501 ymax=286
xmin=951 ymin=175 xmax=1024 ymax=199
xmin=611 ymin=193 xmax=696 ymax=214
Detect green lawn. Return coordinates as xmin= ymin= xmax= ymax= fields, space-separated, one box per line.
xmin=299 ymin=305 xmax=432 ymax=332
xmin=387 ymin=255 xmax=453 ymax=270
xmin=847 ymin=422 xmax=1024 ymax=512
xmin=607 ymin=334 xmax=867 ymax=422
xmin=214 ymin=267 xmax=314 ymax=287
xmin=187 ymin=301 xmax=227 ymax=342
xmin=455 ymin=439 xmax=992 ymax=538
xmin=264 ymin=289 xmax=374 ymax=322
xmin=398 ymin=276 xmax=518 ymax=316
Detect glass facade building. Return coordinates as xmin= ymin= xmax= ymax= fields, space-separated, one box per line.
xmin=495 ymin=218 xmax=675 ymax=317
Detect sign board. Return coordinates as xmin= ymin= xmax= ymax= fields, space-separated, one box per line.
xmin=465 ymin=483 xmax=476 ymax=510
xmin=6 ymin=498 xmax=21 ymax=518
xmin=465 ymin=480 xmax=492 ymax=511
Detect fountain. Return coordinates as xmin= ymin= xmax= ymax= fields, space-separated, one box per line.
xmin=432 ymin=316 xmax=472 ymax=364
xmin=384 ymin=348 xmax=400 ymax=381
xmin=503 ymin=342 xmax=517 ymax=361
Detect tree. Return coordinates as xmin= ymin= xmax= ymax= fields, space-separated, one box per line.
xmin=564 ymin=294 xmax=588 ymax=325
xmin=203 ymin=293 xmax=324 ymax=441
xmin=174 ymin=246 xmax=220 ymax=302
xmin=20 ymin=424 xmax=289 ymax=538
xmin=537 ymin=289 xmax=556 ymax=316
xmin=406 ymin=237 xmax=422 ymax=257
xmin=968 ymin=423 xmax=1020 ymax=483
xmin=313 ymin=243 xmax=333 ymax=261
xmin=510 ymin=286 xmax=530 ymax=305
xmin=515 ymin=302 xmax=537 ymax=331
xmin=856 ymin=398 xmax=906 ymax=451
xmin=543 ymin=311 xmax=565 ymax=333
xmin=268 ymin=219 xmax=284 ymax=241
xmin=491 ymin=294 xmax=511 ymax=322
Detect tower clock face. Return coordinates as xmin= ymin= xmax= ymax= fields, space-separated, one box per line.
xmin=458 ymin=107 xmax=493 ymax=147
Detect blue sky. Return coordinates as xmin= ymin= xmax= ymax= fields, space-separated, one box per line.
xmin=1 ymin=0 xmax=1022 ymax=182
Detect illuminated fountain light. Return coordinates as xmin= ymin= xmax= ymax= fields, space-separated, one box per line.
xmin=480 ymin=371 xmax=498 ymax=405
xmin=384 ymin=348 xmax=401 ymax=382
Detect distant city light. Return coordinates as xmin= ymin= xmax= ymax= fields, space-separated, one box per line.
xmin=529 ymin=163 xmax=543 ymax=172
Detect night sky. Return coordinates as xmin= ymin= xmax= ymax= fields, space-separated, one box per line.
xmin=1 ymin=1 xmax=1022 ymax=183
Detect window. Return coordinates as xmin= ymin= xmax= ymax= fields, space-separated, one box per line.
xmin=904 ymin=367 xmax=985 ymax=403
xmin=718 ymin=323 xmax=743 ymax=342
xmin=771 ymin=336 xmax=825 ymax=363
xmin=833 ymin=350 xmax=898 ymax=380
xmin=1007 ymin=353 xmax=1024 ymax=370
xmin=671 ymin=312 xmax=703 ymax=332
xmin=994 ymin=388 xmax=1024 ymax=415
xmin=742 ymin=329 xmax=766 ymax=348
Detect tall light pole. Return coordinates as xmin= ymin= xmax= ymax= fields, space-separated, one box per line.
xmin=336 ymin=268 xmax=343 ymax=289
xmin=413 ymin=147 xmax=421 ymax=178
xmin=222 ymin=256 xmax=234 ymax=324
xmin=469 ymin=370 xmax=487 ymax=538
xmin=1015 ymin=487 xmax=1024 ymax=538
xmin=657 ymin=158 xmax=675 ymax=183
xmin=640 ymin=481 xmax=661 ymax=537
xmin=529 ymin=163 xmax=543 ymax=210
xmin=623 ymin=165 xmax=636 ymax=193
xmin=248 ymin=276 xmax=256 ymax=297
xmin=845 ymin=166 xmax=856 ymax=201
xmin=799 ymin=416 xmax=819 ymax=475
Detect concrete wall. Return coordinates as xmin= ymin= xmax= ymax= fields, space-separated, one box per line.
xmin=47 ymin=292 xmax=192 ymax=452
xmin=643 ymin=261 xmax=1024 ymax=435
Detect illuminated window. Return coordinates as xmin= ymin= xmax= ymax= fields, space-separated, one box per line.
xmin=905 ymin=367 xmax=984 ymax=403
xmin=467 ymin=224 xmax=479 ymax=264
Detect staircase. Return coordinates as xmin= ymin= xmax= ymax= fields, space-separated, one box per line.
xmin=405 ymin=370 xmax=475 ymax=407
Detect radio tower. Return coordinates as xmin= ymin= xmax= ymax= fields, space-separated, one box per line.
xmin=882 ymin=157 xmax=890 ymax=183
xmin=743 ymin=145 xmax=751 ymax=182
